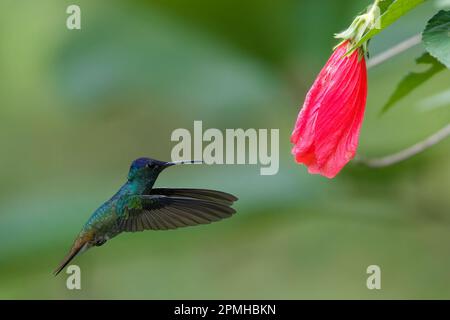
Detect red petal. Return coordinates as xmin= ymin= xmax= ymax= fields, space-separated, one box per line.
xmin=291 ymin=42 xmax=368 ymax=178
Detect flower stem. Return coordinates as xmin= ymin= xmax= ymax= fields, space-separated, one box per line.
xmin=368 ymin=0 xmax=381 ymax=17
xmin=356 ymin=124 xmax=450 ymax=168
xmin=335 ymin=0 xmax=383 ymax=54
xmin=367 ymin=33 xmax=422 ymax=69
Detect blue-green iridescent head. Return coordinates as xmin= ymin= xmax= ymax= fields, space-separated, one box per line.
xmin=127 ymin=157 xmax=202 ymax=181
xmin=127 ymin=158 xmax=173 ymax=182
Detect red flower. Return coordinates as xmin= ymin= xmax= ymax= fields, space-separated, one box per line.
xmin=291 ymin=41 xmax=367 ymax=178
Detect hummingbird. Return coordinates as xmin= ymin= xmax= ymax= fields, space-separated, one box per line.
xmin=54 ymin=157 xmax=238 ymax=275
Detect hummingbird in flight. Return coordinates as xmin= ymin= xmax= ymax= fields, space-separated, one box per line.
xmin=54 ymin=157 xmax=238 ymax=275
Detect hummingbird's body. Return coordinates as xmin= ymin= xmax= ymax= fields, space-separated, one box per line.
xmin=54 ymin=158 xmax=237 ymax=275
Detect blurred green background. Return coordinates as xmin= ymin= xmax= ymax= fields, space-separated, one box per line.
xmin=0 ymin=0 xmax=449 ymax=299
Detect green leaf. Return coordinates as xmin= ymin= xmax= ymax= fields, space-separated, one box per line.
xmin=352 ymin=0 xmax=427 ymax=49
xmin=378 ymin=0 xmax=396 ymax=14
xmin=422 ymin=10 xmax=450 ymax=69
xmin=381 ymin=52 xmax=445 ymax=113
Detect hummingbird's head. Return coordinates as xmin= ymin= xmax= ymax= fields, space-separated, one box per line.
xmin=127 ymin=158 xmax=171 ymax=181
xmin=127 ymin=157 xmax=202 ymax=181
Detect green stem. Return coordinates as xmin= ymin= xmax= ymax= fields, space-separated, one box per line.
xmin=356 ymin=124 xmax=450 ymax=168
xmin=368 ymin=0 xmax=381 ymax=17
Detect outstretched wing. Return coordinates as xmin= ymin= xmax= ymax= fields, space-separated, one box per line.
xmin=149 ymin=188 xmax=238 ymax=205
xmin=118 ymin=189 xmax=237 ymax=232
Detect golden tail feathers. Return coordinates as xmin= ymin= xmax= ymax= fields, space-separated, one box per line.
xmin=53 ymin=234 xmax=92 ymax=276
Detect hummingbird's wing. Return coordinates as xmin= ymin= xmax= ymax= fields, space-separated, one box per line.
xmin=117 ymin=193 xmax=237 ymax=232
xmin=149 ymin=188 xmax=238 ymax=205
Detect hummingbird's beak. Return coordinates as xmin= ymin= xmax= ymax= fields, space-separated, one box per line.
xmin=166 ymin=160 xmax=203 ymax=166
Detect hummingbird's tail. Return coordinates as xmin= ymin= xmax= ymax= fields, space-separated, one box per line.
xmin=53 ymin=234 xmax=91 ymax=276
